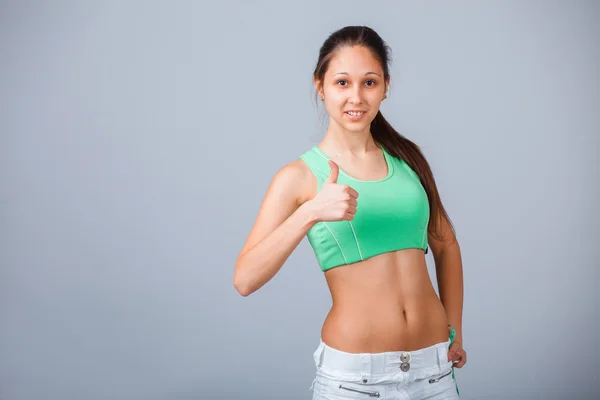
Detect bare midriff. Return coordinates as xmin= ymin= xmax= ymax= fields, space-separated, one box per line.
xmin=321 ymin=248 xmax=450 ymax=353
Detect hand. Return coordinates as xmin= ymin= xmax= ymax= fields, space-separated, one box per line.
xmin=447 ymin=327 xmax=467 ymax=368
xmin=308 ymin=160 xmax=359 ymax=222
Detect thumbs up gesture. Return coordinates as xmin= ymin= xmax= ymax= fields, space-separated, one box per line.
xmin=325 ymin=160 xmax=340 ymax=184
xmin=308 ymin=160 xmax=359 ymax=222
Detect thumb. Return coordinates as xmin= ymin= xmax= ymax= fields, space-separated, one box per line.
xmin=448 ymin=347 xmax=456 ymax=361
xmin=325 ymin=160 xmax=339 ymax=184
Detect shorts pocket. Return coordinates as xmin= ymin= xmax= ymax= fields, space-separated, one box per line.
xmin=421 ymin=366 xmax=458 ymax=399
xmin=428 ymin=368 xmax=453 ymax=384
xmin=337 ymin=383 xmax=381 ymax=397
xmin=316 ymin=375 xmax=381 ymax=399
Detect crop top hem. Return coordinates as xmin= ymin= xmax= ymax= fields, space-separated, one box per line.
xmin=320 ymin=246 xmax=429 ymax=272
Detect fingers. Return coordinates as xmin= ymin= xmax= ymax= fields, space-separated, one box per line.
xmin=323 ymin=163 xmax=358 ymax=199
xmin=452 ymin=356 xmax=466 ymax=368
xmin=342 ymin=187 xmax=358 ymax=217
xmin=320 ymin=165 xmax=361 ymax=222
xmin=448 ymin=342 xmax=458 ymax=362
xmin=448 ymin=344 xmax=467 ymax=368
xmin=347 ymin=187 xmax=359 ymax=199
xmin=454 ymin=350 xmax=467 ymax=368
xmin=338 ymin=184 xmax=358 ymax=199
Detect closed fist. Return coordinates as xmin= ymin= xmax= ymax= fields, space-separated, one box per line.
xmin=309 ymin=160 xmax=359 ymax=222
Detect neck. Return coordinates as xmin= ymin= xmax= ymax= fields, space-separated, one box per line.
xmin=322 ymin=120 xmax=377 ymax=157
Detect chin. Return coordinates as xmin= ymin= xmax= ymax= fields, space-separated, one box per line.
xmin=331 ymin=116 xmax=372 ymax=132
xmin=343 ymin=119 xmax=372 ymax=131
xmin=344 ymin=124 xmax=369 ymax=132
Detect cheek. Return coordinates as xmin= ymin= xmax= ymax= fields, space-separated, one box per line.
xmin=323 ymin=95 xmax=344 ymax=112
xmin=367 ymin=90 xmax=384 ymax=103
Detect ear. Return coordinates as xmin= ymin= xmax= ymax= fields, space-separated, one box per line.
xmin=313 ymin=77 xmax=323 ymax=96
xmin=384 ymin=76 xmax=391 ymax=95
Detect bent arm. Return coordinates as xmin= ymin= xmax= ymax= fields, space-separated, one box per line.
xmin=429 ymin=217 xmax=464 ymax=344
xmin=233 ymin=162 xmax=317 ymax=296
xmin=434 ymin=241 xmax=464 ymax=344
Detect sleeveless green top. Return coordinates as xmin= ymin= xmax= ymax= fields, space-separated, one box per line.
xmin=300 ymin=145 xmax=430 ymax=272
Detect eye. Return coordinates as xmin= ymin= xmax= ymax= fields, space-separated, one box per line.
xmin=335 ymin=79 xmax=377 ymax=87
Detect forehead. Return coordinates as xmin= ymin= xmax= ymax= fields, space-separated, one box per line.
xmin=326 ymin=45 xmax=383 ymax=77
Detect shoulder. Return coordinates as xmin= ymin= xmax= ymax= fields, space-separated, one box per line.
xmin=274 ymin=158 xmax=311 ymax=185
xmin=269 ymin=158 xmax=316 ymax=206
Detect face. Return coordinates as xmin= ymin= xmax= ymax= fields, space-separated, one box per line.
xmin=316 ymin=45 xmax=389 ymax=133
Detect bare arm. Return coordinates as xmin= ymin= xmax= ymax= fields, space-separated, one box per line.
xmin=233 ymin=161 xmax=317 ymax=296
xmin=233 ymin=159 xmax=357 ymax=296
xmin=428 ymin=217 xmax=464 ymax=344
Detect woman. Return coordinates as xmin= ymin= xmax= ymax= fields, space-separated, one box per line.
xmin=234 ymin=25 xmax=466 ymax=399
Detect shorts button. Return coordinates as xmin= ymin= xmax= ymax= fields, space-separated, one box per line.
xmin=400 ymin=362 xmax=410 ymax=372
xmin=363 ymin=378 xmax=368 ymax=383
xmin=400 ymin=352 xmax=410 ymax=362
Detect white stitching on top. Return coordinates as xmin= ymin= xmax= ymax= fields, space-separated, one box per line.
xmin=348 ymin=221 xmax=363 ymax=260
xmin=300 ymin=154 xmax=325 ymax=184
xmin=303 ymin=152 xmax=348 ymax=264
xmin=323 ymin=222 xmax=348 ymax=264
xmin=314 ymin=147 xmax=361 ymax=261
xmin=312 ymin=147 xmax=329 ymax=162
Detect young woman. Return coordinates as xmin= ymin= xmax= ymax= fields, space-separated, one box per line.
xmin=234 ymin=26 xmax=466 ymax=399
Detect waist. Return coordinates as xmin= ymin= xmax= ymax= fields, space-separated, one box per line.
xmin=313 ymin=336 xmax=453 ymax=383
xmin=321 ymin=297 xmax=449 ymax=352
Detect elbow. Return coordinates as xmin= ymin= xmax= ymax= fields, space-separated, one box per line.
xmin=234 ymin=281 xmax=252 ymax=297
xmin=233 ymin=267 xmax=254 ymax=297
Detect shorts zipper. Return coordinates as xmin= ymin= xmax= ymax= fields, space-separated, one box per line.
xmin=428 ymin=368 xmax=453 ymax=383
xmin=339 ymin=384 xmax=380 ymax=397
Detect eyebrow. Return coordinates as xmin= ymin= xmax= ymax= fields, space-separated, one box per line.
xmin=334 ymin=72 xmax=381 ymax=77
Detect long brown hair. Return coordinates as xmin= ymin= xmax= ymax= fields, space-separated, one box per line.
xmin=313 ymin=26 xmax=455 ymax=243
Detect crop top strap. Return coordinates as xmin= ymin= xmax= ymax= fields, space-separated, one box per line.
xmin=300 ymin=147 xmax=330 ymax=191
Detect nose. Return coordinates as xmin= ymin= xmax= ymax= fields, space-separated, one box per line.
xmin=348 ymin=84 xmax=364 ymax=104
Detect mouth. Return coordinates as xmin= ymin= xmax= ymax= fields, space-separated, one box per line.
xmin=345 ymin=110 xmax=367 ymax=120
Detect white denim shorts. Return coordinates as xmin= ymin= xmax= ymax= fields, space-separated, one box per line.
xmin=308 ymin=338 xmax=459 ymax=399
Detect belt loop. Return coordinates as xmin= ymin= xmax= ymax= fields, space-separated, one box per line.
xmin=309 ymin=341 xmax=326 ymax=392
xmin=438 ymin=324 xmax=453 ymax=372
xmin=313 ymin=341 xmax=325 ymax=369
xmin=360 ymin=352 xmax=371 ymax=383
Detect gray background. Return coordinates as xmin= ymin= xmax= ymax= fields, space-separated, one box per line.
xmin=1 ymin=0 xmax=598 ymax=399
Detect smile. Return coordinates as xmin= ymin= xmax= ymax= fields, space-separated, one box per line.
xmin=345 ymin=111 xmax=367 ymax=120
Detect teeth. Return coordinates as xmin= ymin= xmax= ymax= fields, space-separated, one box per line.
xmin=347 ymin=111 xmax=365 ymax=116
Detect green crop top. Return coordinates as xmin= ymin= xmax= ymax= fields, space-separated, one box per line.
xmin=300 ymin=145 xmax=430 ymax=272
